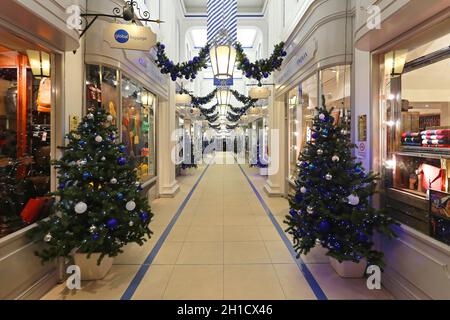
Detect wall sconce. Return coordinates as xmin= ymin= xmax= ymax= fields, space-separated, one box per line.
xmin=26 ymin=50 xmax=50 ymax=78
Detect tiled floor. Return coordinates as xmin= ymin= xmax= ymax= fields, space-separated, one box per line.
xmin=42 ymin=152 xmax=394 ymax=300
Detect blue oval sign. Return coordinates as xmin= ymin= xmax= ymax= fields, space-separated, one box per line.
xmin=114 ymin=29 xmax=129 ymax=43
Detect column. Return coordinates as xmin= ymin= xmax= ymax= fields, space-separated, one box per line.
xmin=264 ymin=90 xmax=286 ymax=197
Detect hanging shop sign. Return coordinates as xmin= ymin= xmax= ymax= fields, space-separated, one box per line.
xmin=104 ymin=23 xmax=156 ymax=51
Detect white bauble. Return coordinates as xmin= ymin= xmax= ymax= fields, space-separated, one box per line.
xmin=89 ymin=225 xmax=97 ymax=233
xmin=44 ymin=233 xmax=52 ymax=242
xmin=129 ymin=221 xmax=134 ymax=227
xmin=307 ymin=206 xmax=314 ymax=214
xmin=107 ymin=115 xmax=113 ymax=122
xmin=95 ymin=135 xmax=103 ymax=143
xmin=74 ymin=202 xmax=87 ymax=214
xmin=332 ymin=155 xmax=340 ymax=162
xmin=87 ymin=113 xmax=94 ymax=120
xmin=300 ymin=187 xmax=307 ymax=194
xmin=325 ymin=173 xmax=333 ymax=181
xmin=317 ymin=149 xmax=323 ymax=155
xmin=101 ymin=156 xmax=106 ymax=161
xmin=319 ymin=114 xmax=325 ymax=120
xmin=347 ymin=194 xmax=360 ymax=206
xmin=110 ymin=178 xmax=118 ymax=184
xmin=126 ymin=201 xmax=136 ymax=211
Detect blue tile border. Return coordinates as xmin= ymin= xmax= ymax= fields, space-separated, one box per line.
xmin=121 ymin=164 xmax=210 ymax=300
xmin=237 ymin=164 xmax=328 ymax=300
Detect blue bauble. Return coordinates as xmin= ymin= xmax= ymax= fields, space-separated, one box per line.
xmin=140 ymin=212 xmax=149 ymax=222
xmin=118 ymin=157 xmax=126 ymax=165
xmin=289 ymin=209 xmax=298 ymax=217
xmin=116 ymin=192 xmax=124 ymax=200
xmin=171 ymin=75 xmax=177 ymax=81
xmin=282 ymin=50 xmax=287 ymax=56
xmin=355 ymin=167 xmax=362 ymax=174
xmin=308 ymin=164 xmax=316 ymax=170
xmin=334 ymin=242 xmax=342 ymax=250
xmin=357 ymin=232 xmax=369 ymax=243
xmin=311 ymin=132 xmax=318 ymax=139
xmin=263 ymin=72 xmax=269 ymax=78
xmin=159 ymin=44 xmax=165 ymax=50
xmin=107 ymin=218 xmax=118 ymax=230
xmin=318 ymin=220 xmax=330 ymax=233
xmin=302 ymin=161 xmax=309 ymax=168
xmin=78 ymin=140 xmax=86 ymax=146
xmin=119 ymin=145 xmax=126 ymax=153
xmin=92 ymin=233 xmax=100 ymax=241
xmin=322 ymin=129 xmax=329 ymax=136
xmin=58 ymin=183 xmax=65 ymax=189
xmin=294 ymin=193 xmax=303 ymax=203
xmin=82 ymin=172 xmax=91 ymax=180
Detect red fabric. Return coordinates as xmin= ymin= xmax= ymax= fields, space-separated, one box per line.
xmin=20 ymin=198 xmax=46 ymax=224
xmin=418 ymin=164 xmax=445 ymax=191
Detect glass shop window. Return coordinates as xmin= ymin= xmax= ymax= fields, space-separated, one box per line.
xmin=85 ymin=64 xmax=119 ymax=124
xmin=380 ymin=22 xmax=450 ymax=242
xmin=121 ymin=76 xmax=156 ymax=182
xmin=320 ymin=65 xmax=351 ymax=131
xmin=0 ymin=45 xmax=53 ymax=238
xmin=288 ymin=73 xmax=317 ymax=181
xmin=380 ymin=30 xmax=450 ymax=197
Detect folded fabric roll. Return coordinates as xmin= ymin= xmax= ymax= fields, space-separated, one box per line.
xmin=402 ymin=132 xmax=420 ymax=138
xmin=402 ymin=141 xmax=422 ymax=146
xmin=421 ymin=135 xmax=446 ymax=140
xmin=421 ymin=129 xmax=450 ymax=136
xmin=422 ymin=139 xmax=447 ymax=145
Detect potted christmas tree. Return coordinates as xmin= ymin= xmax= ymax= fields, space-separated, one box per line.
xmin=285 ymin=96 xmax=396 ymax=278
xmin=31 ymin=105 xmax=153 ymax=280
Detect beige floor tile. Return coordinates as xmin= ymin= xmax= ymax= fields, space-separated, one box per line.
xmin=191 ymin=213 xmax=224 ymax=226
xmin=177 ymin=242 xmax=224 ymax=264
xmin=258 ymin=226 xmax=282 ymax=241
xmin=223 ymin=204 xmax=255 ymax=215
xmin=42 ymin=265 xmax=140 ymax=300
xmin=175 ymin=213 xmax=195 ymax=226
xmin=223 ymin=214 xmax=257 ymax=226
xmin=224 ymin=241 xmax=270 ymax=264
xmin=164 ymin=265 xmax=223 ymax=300
xmin=132 ymin=265 xmax=175 ymax=300
xmin=264 ymin=241 xmax=295 ymax=263
xmin=166 ymin=226 xmax=189 ymax=242
xmin=185 ymin=226 xmax=224 ymax=242
xmin=273 ymin=264 xmax=317 ymax=300
xmin=224 ymin=265 xmax=285 ymax=300
xmin=255 ymin=216 xmax=273 ymax=226
xmin=224 ymin=226 xmax=262 ymax=241
xmin=153 ymin=242 xmax=183 ymax=265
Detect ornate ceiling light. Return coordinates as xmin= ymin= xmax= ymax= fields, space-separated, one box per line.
xmin=249 ymin=86 xmax=271 ymax=99
xmin=216 ymin=88 xmax=232 ymax=105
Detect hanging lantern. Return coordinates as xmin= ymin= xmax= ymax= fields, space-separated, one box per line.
xmin=219 ymin=104 xmax=228 ymax=116
xmin=216 ymin=88 xmax=231 ymax=105
xmin=26 ymin=50 xmax=50 ymax=78
xmin=249 ymin=87 xmax=271 ymax=99
xmin=176 ymin=92 xmax=192 ymax=106
xmin=210 ymin=44 xmax=236 ymax=80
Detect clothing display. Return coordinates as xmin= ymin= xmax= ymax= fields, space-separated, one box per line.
xmin=402 ymin=130 xmax=450 ymax=148
xmin=37 ymin=77 xmax=51 ymax=112
xmin=416 ymin=163 xmax=445 ymax=191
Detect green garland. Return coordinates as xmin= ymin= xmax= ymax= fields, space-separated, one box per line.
xmin=234 ymin=42 xmax=287 ymax=86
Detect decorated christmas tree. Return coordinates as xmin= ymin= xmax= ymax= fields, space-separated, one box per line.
xmin=32 ymin=105 xmax=153 ymax=264
xmin=285 ymin=96 xmax=396 ymax=268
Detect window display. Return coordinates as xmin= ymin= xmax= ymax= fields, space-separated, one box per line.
xmin=320 ymin=65 xmax=351 ymax=130
xmin=0 ymin=45 xmax=53 ymax=238
xmin=288 ymin=74 xmax=317 ymax=181
xmin=121 ymin=76 xmax=156 ymax=182
xmin=379 ymin=25 xmax=450 ymax=240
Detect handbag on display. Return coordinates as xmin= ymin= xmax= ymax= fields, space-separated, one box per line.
xmin=20 ymin=197 xmax=52 ymax=224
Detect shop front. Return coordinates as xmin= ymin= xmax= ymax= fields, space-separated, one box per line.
xmin=84 ymin=16 xmax=168 ymax=201
xmin=271 ymin=0 xmax=353 ymax=196
xmin=0 ymin=0 xmax=80 ymax=299
xmin=355 ymin=0 xmax=450 ymax=299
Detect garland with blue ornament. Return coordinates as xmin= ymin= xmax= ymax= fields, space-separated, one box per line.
xmin=285 ymin=96 xmax=397 ymax=268
xmin=234 ymin=42 xmax=287 ymax=86
xmin=155 ymin=42 xmax=210 ymax=81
